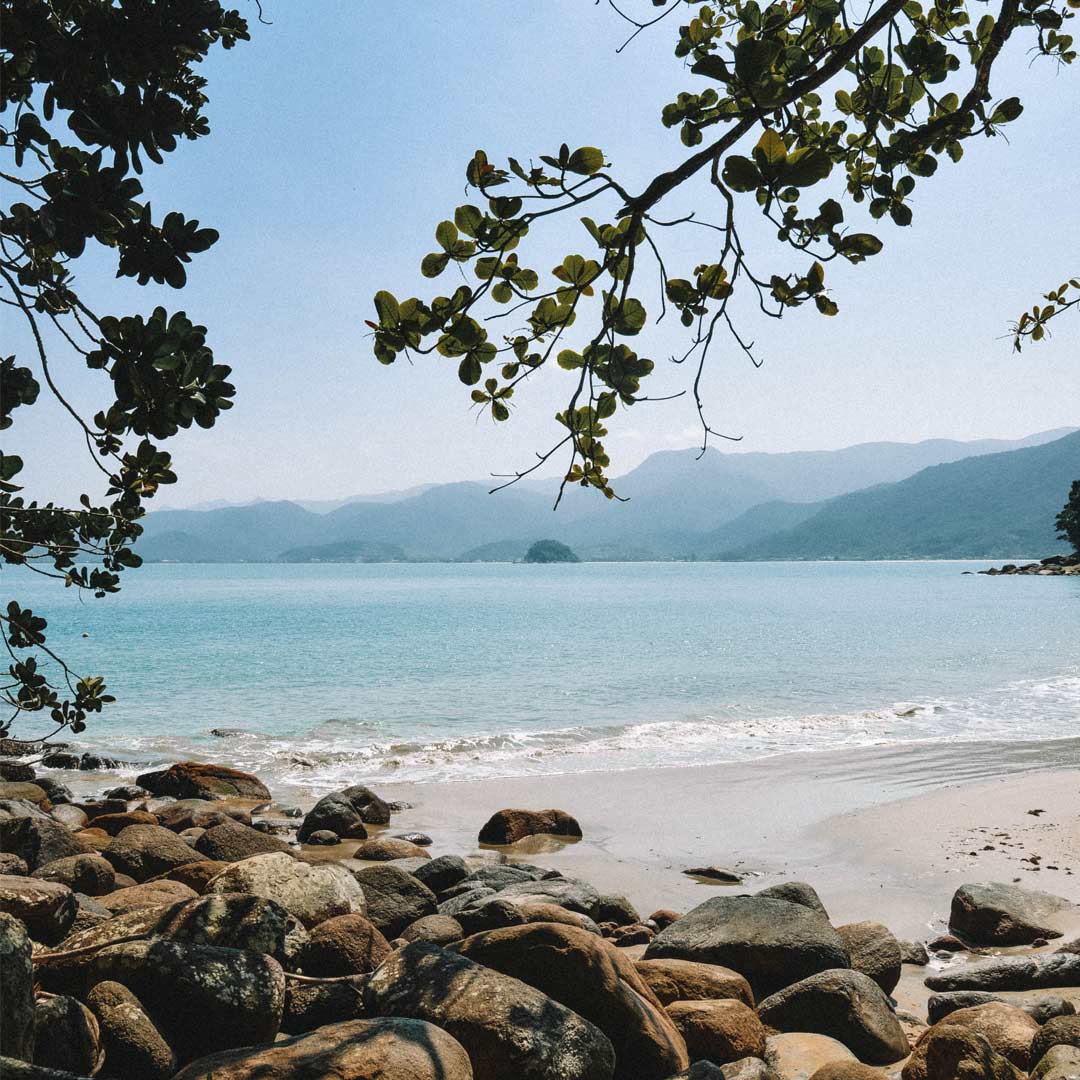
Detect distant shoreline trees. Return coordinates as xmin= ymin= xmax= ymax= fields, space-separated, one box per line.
xmin=524 ymin=540 xmax=580 ymax=564
xmin=1058 ymin=481 xmax=1080 ymax=553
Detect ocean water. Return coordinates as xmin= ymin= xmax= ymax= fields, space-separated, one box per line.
xmin=8 ymin=561 xmax=1079 ymax=793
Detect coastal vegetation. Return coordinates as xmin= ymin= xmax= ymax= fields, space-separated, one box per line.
xmin=1058 ymin=480 xmax=1080 ymax=553
xmin=523 ymin=540 xmax=580 ymax=564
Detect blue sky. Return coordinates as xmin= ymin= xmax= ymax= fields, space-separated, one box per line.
xmin=9 ymin=1 xmax=1080 ymax=507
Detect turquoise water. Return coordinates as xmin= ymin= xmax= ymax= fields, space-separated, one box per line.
xmin=8 ymin=561 xmax=1079 ymax=790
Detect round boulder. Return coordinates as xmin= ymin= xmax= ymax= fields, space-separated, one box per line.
xmin=86 ymin=980 xmax=177 ymax=1080
xmin=666 ymin=999 xmax=766 ymax=1065
xmin=135 ymin=761 xmax=270 ymax=801
xmin=34 ymin=853 xmax=116 ymax=896
xmin=32 ymin=995 xmax=103 ymax=1076
xmin=0 ymin=874 xmax=77 ymax=943
xmin=478 ymin=807 xmax=582 ymax=845
xmin=103 ymin=824 xmax=201 ymax=882
xmin=836 ymin=921 xmax=902 ymax=996
xmin=634 ymin=958 xmax=754 ymax=1008
xmin=298 ymin=913 xmax=391 ymax=976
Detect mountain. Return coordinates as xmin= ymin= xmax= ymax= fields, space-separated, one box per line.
xmin=696 ymin=500 xmax=822 ymax=557
xmin=276 ymin=539 xmax=409 ymax=563
xmin=720 ymin=430 xmax=1080 ymax=560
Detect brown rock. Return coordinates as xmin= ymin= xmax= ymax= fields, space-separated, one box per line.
xmin=764 ymin=1033 xmax=859 ymax=1080
xmin=949 ymin=882 xmax=1073 ymax=946
xmin=836 ymin=921 xmax=902 ymax=996
xmin=98 ymin=878 xmax=198 ymax=914
xmin=649 ymin=910 xmax=682 ymax=930
xmin=1 ymin=911 xmax=35 ymax=1061
xmin=902 ymin=1023 xmax=1024 ymax=1080
xmin=49 ymin=804 xmax=88 ymax=830
xmin=666 ymin=999 xmax=766 ymax=1065
xmin=32 ymin=995 xmax=103 ymax=1076
xmin=635 ymin=958 xmax=754 ymax=1007
xmin=941 ymin=1002 xmax=1039 ymax=1069
xmin=0 ymin=874 xmax=77 ymax=943
xmin=74 ymin=828 xmax=112 ymax=852
xmin=170 ymin=1017 xmax=473 ymax=1080
xmin=353 ymin=863 xmax=436 ymax=938
xmin=0 ymin=781 xmax=50 ymax=807
xmin=281 ymin=975 xmax=368 ymax=1035
xmin=1030 ymin=1015 xmax=1080 ymax=1068
xmin=401 ymin=913 xmax=466 ymax=945
xmin=353 ymin=836 xmax=432 ymax=861
xmin=193 ymin=819 xmax=293 ymax=862
xmin=149 ymin=859 xmax=229 ymax=893
xmin=456 ymin=920 xmax=687 ymax=1079
xmin=86 ymin=810 xmax=159 ymax=835
xmin=807 ymin=1065 xmax=885 ymax=1080
xmin=0 ymin=815 xmax=93 ymax=870
xmin=0 ymin=852 xmax=28 ymax=875
xmin=478 ymin=807 xmax=582 ymax=845
xmin=86 ymin=980 xmax=177 ymax=1080
xmin=298 ymin=913 xmax=391 ymax=976
xmin=34 ymin=853 xmax=116 ymax=896
xmin=103 ymin=824 xmax=201 ymax=882
xmin=136 ymin=761 xmax=271 ymax=801
xmin=156 ymin=800 xmax=252 ymax=832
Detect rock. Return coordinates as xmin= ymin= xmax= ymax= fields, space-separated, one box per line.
xmin=597 ymin=894 xmax=641 ymax=925
xmin=756 ymin=969 xmax=909 ymax=1065
xmin=0 ymin=782 xmax=51 ymax=806
xmin=928 ymin=991 xmax=1076 ymax=1024
xmin=83 ymin=938 xmax=284 ymax=1062
xmin=281 ymin=975 xmax=367 ymax=1034
xmin=949 ymin=882 xmax=1073 ymax=945
xmin=644 ymin=895 xmax=849 ymax=1000
xmin=457 ymin=921 xmax=687 ymax=1079
xmin=366 ymin=941 xmax=616 ymax=1080
xmin=86 ymin=980 xmax=177 ymax=1080
xmin=1031 ymin=1016 xmax=1080 ymax=1069
xmin=103 ymin=785 xmax=148 ymax=801
xmin=34 ymin=853 xmax=115 ymax=896
xmin=155 ymin=799 xmax=252 ymax=832
xmin=194 ymin=819 xmax=293 ymax=861
xmin=764 ymin=1033 xmax=859 ymax=1080
xmin=136 ymin=761 xmax=271 ymax=801
xmin=297 ymin=913 xmax=391 ymax=975
xmin=685 ymin=866 xmax=744 ymax=883
xmin=98 ymin=878 xmax=199 ymax=913
xmin=0 ymin=852 xmax=28 ymax=875
xmin=413 ymin=853 xmax=470 ymax=893
xmin=207 ymin=850 xmax=365 ymax=927
xmin=924 ymin=951 xmax=1080 ymax=991
xmin=75 ymin=798 xmax=128 ymax=819
xmin=0 ymin=1059 xmax=96 ymax=1078
xmin=806 ymin=1066 xmax=884 ymax=1080
xmin=494 ymin=875 xmax=601 ymax=917
xmin=0 ymin=761 xmax=35 ymax=782
xmin=353 ymin=836 xmax=431 ymax=861
xmin=0 ymin=815 xmax=92 ymax=869
xmin=353 ymin=863 xmax=437 ymax=938
xmin=393 ymin=830 xmax=433 ymax=845
xmin=0 ymin=798 xmax=51 ymax=822
xmin=756 ymin=883 xmax=829 ymax=919
xmin=48 ymin=805 xmax=87 ymax=831
xmin=31 ymin=996 xmax=103 ymax=1076
xmin=478 ymin=807 xmax=583 ymax=845
xmin=440 ymin=885 xmax=496 ymax=915
xmin=941 ymin=1002 xmax=1039 ymax=1069
xmin=1032 ymin=1044 xmax=1080 ymax=1080
xmin=634 ymin=958 xmax=754 ymax=1007
xmin=835 ymin=921 xmax=902 ymax=995
xmin=103 ymin=824 xmax=201 ymax=882
xmin=78 ymin=752 xmax=124 ymax=771
xmin=456 ymin=894 xmax=600 ymax=936
xmin=0 ymin=874 xmax=77 ymax=943
xmin=0 ymin=911 xmax=35 ymax=1061
xmin=150 ymin=858 xmax=229 ymax=893
xmin=899 ymin=940 xmax=930 ymax=966
xmin=85 ymin=810 xmax=158 ymax=835
xmin=296 ymin=785 xmax=390 ymax=842
xmin=720 ymin=1061 xmax=779 ymax=1080
xmin=41 ymin=752 xmax=80 ymax=769
xmin=666 ymin=1000 xmax=766 ymax=1064
xmin=402 ymin=913 xmax=466 ymax=945
xmin=171 ymin=1017 xmax=472 ymax=1080
xmin=902 ymin=1023 xmax=1024 ymax=1080
xmin=71 ymin=828 xmax=111 ymax=853
xmin=304 ymin=829 xmax=339 ymax=845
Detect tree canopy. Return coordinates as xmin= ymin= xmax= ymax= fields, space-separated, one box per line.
xmin=1058 ymin=480 xmax=1080 ymax=552
xmin=523 ymin=539 xmax=581 ymax=564
xmin=369 ymin=0 xmax=1076 ymax=505
xmin=0 ymin=0 xmax=247 ymax=739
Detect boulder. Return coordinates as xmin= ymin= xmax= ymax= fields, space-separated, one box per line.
xmin=155 ymin=800 xmax=252 ymax=832
xmin=193 ymin=819 xmax=293 ymax=861
xmin=0 ymin=781 xmax=50 ymax=806
xmin=835 ymin=921 xmax=901 ymax=995
xmin=928 ymin=991 xmax=1076 ymax=1025
xmin=304 ymin=829 xmax=339 ymax=845
xmin=461 ymin=863 xmax=544 ymax=889
xmin=85 ymin=810 xmax=158 ymax=835
xmin=940 ymin=1002 xmax=1038 ymax=1068
xmin=98 ymin=878 xmax=198 ymax=914
xmin=83 ymin=938 xmax=285 ymax=1062
xmin=493 ymin=875 xmax=601 ymax=917
xmin=1030 ymin=1016 xmax=1080 ymax=1069
xmin=1032 ymin=1044 xmax=1080 ymax=1080
xmin=457 ymin=895 xmax=600 ymax=936
xmin=666 ymin=1000 xmax=766 ymax=1064
xmin=0 ymin=852 xmax=28 ymax=875
xmin=402 ymin=913 xmax=466 ymax=945
xmin=31 ymin=996 xmax=103 ymax=1076
xmin=440 ymin=885 xmax=496 ymax=916
xmin=899 ymin=940 xmax=930 ymax=965
xmin=150 ymin=858 xmax=229 ymax=893
xmin=135 ymin=761 xmax=270 ymax=801
xmin=296 ymin=784 xmax=390 ymax=842
xmin=756 ymin=969 xmax=909 ymax=1065
xmin=949 ymin=882 xmax=1073 ymax=945
xmin=103 ymin=824 xmax=201 ymax=882
xmin=478 ymin=807 xmax=583 ymax=845
xmin=34 ymin=853 xmax=115 ymax=896
xmin=0 ymin=815 xmax=92 ymax=869
xmin=0 ymin=797 xmax=51 ymax=822
xmin=171 ymin=1017 xmax=473 ymax=1080
xmin=366 ymin=941 xmax=616 ymax=1080
xmin=902 ymin=1023 xmax=1024 ymax=1080
xmin=763 ymin=1033 xmax=859 ymax=1080
xmin=1 ymin=911 xmax=35 ymax=1061
xmin=353 ymin=836 xmax=431 ymax=861
xmin=457 ymin=922 xmax=687 ymax=1079
xmin=598 ymin=894 xmax=641 ymax=926
xmin=924 ymin=951 xmax=1080 ymax=992
xmin=207 ymin=851 xmax=365 ymax=927
xmin=297 ymin=913 xmax=391 ymax=976
xmin=719 ymin=1061 xmax=779 ymax=1080
xmin=353 ymin=863 xmax=437 ymax=938
xmin=644 ymin=895 xmax=849 ymax=1000
xmin=806 ymin=1066 xmax=885 ymax=1080
xmin=756 ymin=883 xmax=828 ymax=919
xmin=413 ymin=853 xmax=470 ymax=894
xmin=0 ymin=874 xmax=77 ymax=943
xmin=634 ymin=958 xmax=754 ymax=1007
xmin=0 ymin=761 xmax=35 ymax=782
xmin=86 ymin=980 xmax=177 ymax=1080
xmin=281 ymin=975 xmax=368 ymax=1035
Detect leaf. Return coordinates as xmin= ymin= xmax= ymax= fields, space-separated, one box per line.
xmin=734 ymin=38 xmax=781 ymax=83
xmin=454 ymin=204 xmax=484 ymax=237
xmin=837 ymin=233 xmax=883 ymax=262
xmin=373 ymin=291 xmax=400 ymax=324
xmin=755 ymin=128 xmax=788 ymax=166
xmin=557 ymin=349 xmax=585 ymax=370
xmin=421 ymin=252 xmax=449 ymax=278
xmin=435 ymin=220 xmax=459 ymax=250
xmin=458 ymin=356 xmax=482 ymax=385
xmin=722 ymin=155 xmax=762 ymax=192
xmin=782 ymin=146 xmax=832 ymax=187
xmin=567 ymin=147 xmax=605 ymax=175
xmin=990 ymin=97 xmax=1023 ymax=124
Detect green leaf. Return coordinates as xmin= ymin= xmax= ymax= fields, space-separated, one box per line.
xmin=435 ymin=220 xmax=459 ymax=250
xmin=722 ymin=155 xmax=762 ymax=192
xmin=458 ymin=356 xmax=482 ymax=385
xmin=566 ymin=146 xmax=605 ymax=175
xmin=734 ymin=38 xmax=781 ymax=83
xmin=782 ymin=146 xmax=832 ymax=187
xmin=454 ymin=204 xmax=484 ymax=237
xmin=837 ymin=233 xmax=883 ymax=262
xmin=557 ymin=349 xmax=585 ymax=370
xmin=421 ymin=252 xmax=449 ymax=278
xmin=373 ymin=291 xmax=400 ymax=324
xmin=0 ymin=454 xmax=24 ymax=482
xmin=754 ymin=128 xmax=787 ymax=166
xmin=990 ymin=97 xmax=1023 ymax=124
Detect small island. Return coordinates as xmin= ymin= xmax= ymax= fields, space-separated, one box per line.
xmin=523 ymin=539 xmax=580 ymax=564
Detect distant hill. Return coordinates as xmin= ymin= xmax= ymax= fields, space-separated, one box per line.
xmin=524 ymin=539 xmax=579 ymax=563
xmin=696 ymin=500 xmax=822 ymax=557
xmin=456 ymin=539 xmax=531 ymax=562
xmin=720 ymin=430 xmax=1080 ymax=560
xmin=276 ymin=539 xmax=408 ymax=563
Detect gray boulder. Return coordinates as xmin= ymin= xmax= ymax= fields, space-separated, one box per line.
xmin=34 ymin=853 xmax=115 ymax=896
xmin=412 ymin=853 xmax=470 ymax=894
xmin=0 ymin=815 xmax=91 ymax=869
xmin=835 ymin=921 xmax=901 ymax=995
xmin=103 ymin=824 xmax=201 ymax=882
xmin=353 ymin=863 xmax=437 ymax=938
xmin=1031 ymin=1016 xmax=1080 ymax=1070
xmin=296 ymin=784 xmax=390 ymax=842
xmin=925 ymin=951 xmax=1080 ymax=992
xmin=366 ymin=941 xmax=616 ymax=1079
xmin=644 ymin=895 xmax=849 ymax=999
xmin=86 ymin=980 xmax=177 ymax=1080
xmin=31 ymin=996 xmax=103 ymax=1076
xmin=756 ymin=968 xmax=909 ymax=1065
xmin=0 ymin=874 xmax=77 ymax=943
xmin=439 ymin=885 xmax=497 ymax=915
xmin=1 ymin=911 xmax=35 ymax=1061
xmin=756 ymin=882 xmax=829 ymax=918
xmin=928 ymin=991 xmax=1075 ymax=1025
xmin=494 ymin=875 xmax=601 ymax=917
xmin=949 ymin=882 xmax=1074 ymax=945
xmin=1032 ymin=1044 xmax=1080 ymax=1080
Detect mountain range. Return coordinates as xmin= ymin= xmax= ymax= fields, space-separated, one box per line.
xmin=136 ymin=427 xmax=1079 ymax=563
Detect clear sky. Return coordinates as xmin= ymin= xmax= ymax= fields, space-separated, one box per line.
xmin=8 ymin=1 xmax=1080 ymax=508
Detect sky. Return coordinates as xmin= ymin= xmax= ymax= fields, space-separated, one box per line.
xmin=8 ymin=1 xmax=1080 ymax=509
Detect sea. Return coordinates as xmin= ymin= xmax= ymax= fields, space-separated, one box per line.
xmin=8 ymin=561 xmax=1079 ymax=794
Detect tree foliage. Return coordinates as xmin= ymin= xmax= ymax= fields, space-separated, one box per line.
xmin=523 ymin=539 xmax=581 ymax=563
xmin=1058 ymin=480 xmax=1080 ymax=552
xmin=370 ymin=0 xmax=1075 ymax=504
xmin=0 ymin=0 xmax=247 ymax=738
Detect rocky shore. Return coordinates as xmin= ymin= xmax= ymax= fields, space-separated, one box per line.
xmin=976 ymin=554 xmax=1080 ymax=576
xmin=2 ymin=758 xmax=1080 ymax=1079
